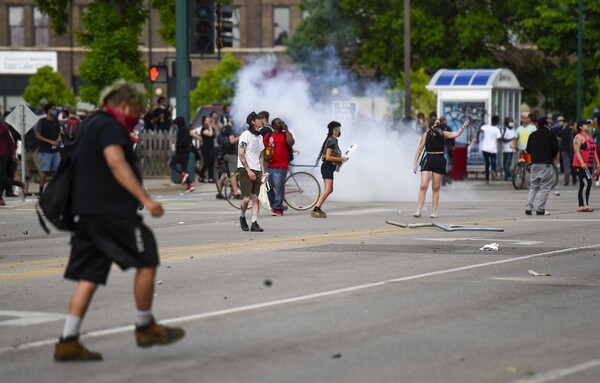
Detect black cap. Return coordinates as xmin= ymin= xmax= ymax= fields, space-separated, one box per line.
xmin=246 ymin=111 xmax=259 ymax=126
xmin=577 ymin=119 xmax=592 ymax=127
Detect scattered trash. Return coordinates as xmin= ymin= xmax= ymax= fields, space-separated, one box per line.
xmin=23 ymin=231 xmax=28 ymax=235
xmin=264 ymin=279 xmax=273 ymax=287
xmin=166 ymin=266 xmax=171 ymax=268
xmin=178 ymin=221 xmax=185 ymax=224
xmin=360 ymin=241 xmax=366 ymax=244
xmin=528 ymin=269 xmax=551 ymax=277
xmin=156 ymin=280 xmax=163 ymax=285
xmin=223 ymin=296 xmax=228 ymax=300
xmin=397 ymin=210 xmax=402 ymax=215
xmin=332 ymin=353 xmax=342 ymax=359
xmin=505 ymin=366 xmax=518 ymax=373
xmin=554 ymin=192 xmax=561 ymax=196
xmin=386 ymin=221 xmax=504 ymax=232
xmin=479 ymin=243 xmax=499 ymax=251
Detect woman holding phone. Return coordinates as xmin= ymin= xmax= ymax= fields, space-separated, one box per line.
xmin=412 ymin=117 xmax=470 ymax=218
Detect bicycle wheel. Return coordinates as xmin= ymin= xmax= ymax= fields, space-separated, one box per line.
xmin=284 ymin=171 xmax=321 ymax=210
xmin=223 ymin=172 xmax=250 ymax=210
xmin=512 ymin=162 xmax=526 ymax=190
xmin=551 ymin=163 xmax=559 ymax=189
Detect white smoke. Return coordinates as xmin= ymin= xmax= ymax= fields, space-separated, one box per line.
xmin=232 ymin=53 xmax=421 ymax=202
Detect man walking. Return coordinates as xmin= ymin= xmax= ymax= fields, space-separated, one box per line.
xmin=477 ymin=115 xmax=501 ymax=182
xmin=238 ymin=112 xmax=266 ymax=232
xmin=264 ymin=117 xmax=295 ymax=216
xmin=524 ymin=117 xmax=559 ymax=215
xmin=54 ymin=80 xmax=184 ymax=362
xmin=34 ymin=103 xmax=62 ymax=194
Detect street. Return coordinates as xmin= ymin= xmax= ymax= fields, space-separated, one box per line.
xmin=1 ymin=178 xmax=600 ymax=383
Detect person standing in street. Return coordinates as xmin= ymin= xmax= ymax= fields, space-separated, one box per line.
xmin=34 ymin=103 xmax=62 ymax=194
xmin=557 ymin=120 xmax=577 ymax=186
xmin=169 ymin=117 xmax=201 ymax=192
xmin=477 ymin=115 xmax=502 ymax=182
xmin=238 ymin=112 xmax=266 ymax=232
xmin=0 ymin=119 xmax=28 ymax=206
xmin=500 ymin=116 xmax=516 ymax=180
xmin=524 ymin=117 xmax=559 ymax=216
xmin=572 ymin=120 xmax=599 ymax=212
xmin=264 ymin=117 xmax=295 ymax=216
xmin=54 ymin=80 xmax=184 ymax=362
xmin=311 ymin=121 xmax=349 ymax=218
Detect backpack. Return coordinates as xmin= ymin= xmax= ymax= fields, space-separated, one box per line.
xmin=36 ymin=151 xmax=75 ymax=233
xmin=64 ymin=117 xmax=80 ymax=141
xmin=267 ymin=132 xmax=294 ymax=164
xmin=218 ymin=133 xmax=233 ymax=152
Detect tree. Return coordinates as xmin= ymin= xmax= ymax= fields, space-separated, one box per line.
xmin=22 ymin=65 xmax=77 ymax=107
xmin=397 ymin=68 xmax=435 ymax=117
xmin=149 ymin=0 xmax=176 ymax=46
xmin=190 ymin=52 xmax=241 ymax=111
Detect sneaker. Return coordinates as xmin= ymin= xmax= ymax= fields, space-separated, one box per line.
xmin=413 ymin=208 xmax=421 ymax=218
xmin=233 ymin=194 xmax=243 ymax=200
xmin=536 ymin=210 xmax=550 ymax=216
xmin=250 ymin=221 xmax=264 ymax=232
xmin=240 ymin=216 xmax=249 ymax=231
xmin=525 ymin=210 xmax=532 ymax=215
xmin=216 ymin=193 xmax=226 ymax=199
xmin=54 ymin=335 xmax=103 ymax=362
xmin=271 ymin=209 xmax=283 ymax=216
xmin=429 ymin=211 xmax=438 ymax=218
xmin=135 ymin=317 xmax=185 ymax=348
xmin=180 ymin=172 xmax=189 ymax=185
xmin=311 ymin=208 xmax=327 ymax=218
xmin=0 ymin=199 xmax=5 ymax=206
xmin=185 ymin=184 xmax=195 ymax=193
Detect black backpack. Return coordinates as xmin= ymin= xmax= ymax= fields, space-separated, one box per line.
xmin=218 ymin=133 xmax=233 ymax=152
xmin=64 ymin=117 xmax=80 ymax=141
xmin=36 ymin=152 xmax=75 ymax=233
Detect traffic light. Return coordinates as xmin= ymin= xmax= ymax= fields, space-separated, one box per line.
xmin=189 ymin=0 xmax=215 ymax=55
xmin=149 ymin=65 xmax=168 ymax=83
xmin=216 ymin=3 xmax=234 ymax=49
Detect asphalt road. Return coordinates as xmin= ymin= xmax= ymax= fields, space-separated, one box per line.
xmin=1 ymin=179 xmax=600 ymax=383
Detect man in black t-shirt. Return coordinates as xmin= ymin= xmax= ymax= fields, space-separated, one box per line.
xmin=54 ymin=80 xmax=184 ymax=362
xmin=34 ymin=103 xmax=62 ymax=193
xmin=152 ymin=96 xmax=172 ymax=132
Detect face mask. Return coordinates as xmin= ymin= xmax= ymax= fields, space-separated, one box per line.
xmin=50 ymin=110 xmax=58 ymax=117
xmin=508 ymin=122 xmax=514 ymax=128
xmin=336 ymin=131 xmax=341 ymax=138
xmin=104 ymin=106 xmax=139 ymax=133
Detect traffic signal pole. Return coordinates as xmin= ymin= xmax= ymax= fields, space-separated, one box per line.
xmin=175 ymin=0 xmax=190 ymax=121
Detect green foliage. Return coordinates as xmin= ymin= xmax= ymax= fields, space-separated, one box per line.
xmin=76 ymin=1 xmax=149 ymax=105
xmin=35 ymin=0 xmax=70 ymax=36
xmin=149 ymin=0 xmax=176 ymax=46
xmin=22 ymin=66 xmax=77 ymax=107
xmin=190 ymin=52 xmax=241 ymax=113
xmin=397 ymin=68 xmax=435 ymax=117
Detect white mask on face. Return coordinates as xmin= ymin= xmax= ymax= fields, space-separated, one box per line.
xmin=508 ymin=122 xmax=514 ymax=128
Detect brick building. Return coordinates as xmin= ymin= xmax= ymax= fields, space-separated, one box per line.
xmin=0 ymin=0 xmax=303 ymax=111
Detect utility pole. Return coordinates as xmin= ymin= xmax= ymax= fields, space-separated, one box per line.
xmin=175 ymin=0 xmax=190 ymax=121
xmin=403 ymin=0 xmax=411 ymax=119
xmin=576 ymin=0 xmax=583 ymax=120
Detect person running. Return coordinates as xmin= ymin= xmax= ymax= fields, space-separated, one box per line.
xmin=311 ymin=121 xmax=348 ymax=218
xmin=413 ymin=117 xmax=469 ymax=218
xmin=169 ymin=117 xmax=201 ymax=192
xmin=54 ymin=80 xmax=184 ymax=362
xmin=572 ymin=120 xmax=599 ymax=212
xmin=238 ymin=112 xmax=267 ymax=232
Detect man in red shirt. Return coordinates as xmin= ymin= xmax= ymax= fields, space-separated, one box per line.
xmin=0 ymin=119 xmax=28 ymax=205
xmin=263 ymin=118 xmax=295 ymax=215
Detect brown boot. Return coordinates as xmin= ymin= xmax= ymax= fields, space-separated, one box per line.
xmin=135 ymin=316 xmax=185 ymax=348
xmin=54 ymin=335 xmax=102 ymax=361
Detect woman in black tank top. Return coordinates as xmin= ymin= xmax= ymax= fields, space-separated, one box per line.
xmin=412 ymin=117 xmax=470 ymax=218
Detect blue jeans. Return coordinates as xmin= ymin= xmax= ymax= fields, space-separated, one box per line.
xmin=482 ymin=151 xmax=497 ymax=180
xmin=503 ymin=152 xmax=513 ymax=180
xmin=267 ymin=167 xmax=287 ymax=210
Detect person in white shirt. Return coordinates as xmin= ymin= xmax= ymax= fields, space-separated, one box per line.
xmin=477 ymin=115 xmax=502 ymax=182
xmin=237 ymin=112 xmax=267 ymax=232
xmin=500 ymin=117 xmax=516 ymax=180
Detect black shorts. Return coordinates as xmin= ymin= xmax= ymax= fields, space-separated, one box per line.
xmin=421 ymin=154 xmax=446 ymax=175
xmin=65 ymin=214 xmax=160 ymax=284
xmin=321 ymin=161 xmax=336 ymax=180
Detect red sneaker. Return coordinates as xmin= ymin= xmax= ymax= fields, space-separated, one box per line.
xmin=271 ymin=209 xmax=283 ymax=216
xmin=185 ymin=184 xmax=195 ymax=193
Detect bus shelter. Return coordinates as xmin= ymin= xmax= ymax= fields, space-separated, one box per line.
xmin=426 ymin=68 xmax=523 ymax=170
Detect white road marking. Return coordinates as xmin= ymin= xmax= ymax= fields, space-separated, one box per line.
xmin=420 ymin=237 xmax=542 ymax=245
xmin=1 ymin=243 xmax=599 ymax=355
xmin=0 ymin=310 xmax=65 ymax=326
xmin=509 ymin=359 xmax=600 ymax=383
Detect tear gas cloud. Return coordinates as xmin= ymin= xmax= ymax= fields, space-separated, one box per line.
xmin=232 ymin=53 xmax=421 ymax=202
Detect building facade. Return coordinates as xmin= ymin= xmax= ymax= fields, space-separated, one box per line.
xmin=0 ymin=0 xmax=303 ymax=111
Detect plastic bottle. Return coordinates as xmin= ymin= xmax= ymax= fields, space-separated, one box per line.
xmin=585 ymin=168 xmax=591 ymax=179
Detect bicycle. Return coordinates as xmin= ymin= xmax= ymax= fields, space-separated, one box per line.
xmin=222 ymin=165 xmax=321 ymax=211
xmin=512 ymin=158 xmax=559 ymax=190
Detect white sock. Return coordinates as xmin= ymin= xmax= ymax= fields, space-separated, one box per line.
xmin=61 ymin=314 xmax=82 ymax=339
xmin=252 ymin=215 xmax=258 ymax=223
xmin=240 ymin=210 xmax=246 ymax=218
xmin=136 ymin=309 xmax=153 ymax=327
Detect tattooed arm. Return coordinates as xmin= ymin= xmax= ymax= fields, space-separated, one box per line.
xmin=238 ymin=141 xmax=256 ymax=180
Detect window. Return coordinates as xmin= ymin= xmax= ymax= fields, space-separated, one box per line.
xmin=273 ymin=7 xmax=289 ymax=46
xmin=231 ymin=7 xmax=240 ymax=48
xmin=34 ymin=8 xmax=50 ymax=46
xmin=9 ymin=6 xmax=25 ymax=46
